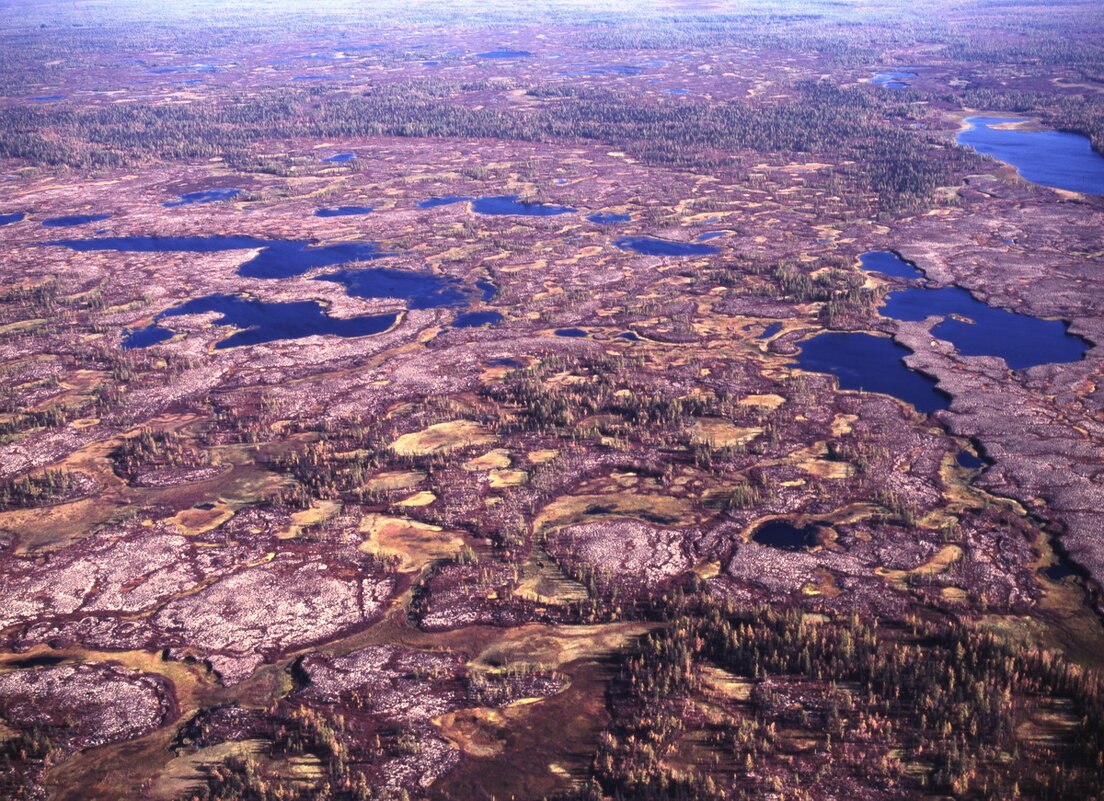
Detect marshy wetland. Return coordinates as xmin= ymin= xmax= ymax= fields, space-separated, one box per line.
xmin=2 ymin=1 xmax=1104 ymax=800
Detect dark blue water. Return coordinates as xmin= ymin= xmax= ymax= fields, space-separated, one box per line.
xmin=664 ymin=88 xmax=689 ymax=95
xmin=587 ymin=212 xmax=630 ymax=224
xmin=555 ymin=328 xmax=588 ymax=338
xmin=1041 ymin=563 xmax=1075 ymax=581
xmin=29 ymin=95 xmax=65 ymax=102
xmin=43 ymin=236 xmax=390 ymax=280
xmin=476 ymin=279 xmax=497 ymax=301
xmin=880 ymin=286 xmax=1088 ymax=370
xmin=471 ymin=196 xmax=576 ymax=216
xmin=796 ymin=333 xmax=949 ymax=414
xmin=163 ymin=189 xmax=241 ymax=207
xmin=697 ymin=231 xmax=727 ymax=241
xmin=956 ymin=117 xmax=1104 ymax=195
xmin=858 ymin=250 xmax=923 ymax=279
xmin=617 ymin=331 xmax=642 ymax=341
xmin=0 ymin=213 xmax=25 ymax=225
xmin=313 ymin=267 xmax=471 ymax=309
xmin=42 ymin=214 xmax=112 ymax=227
xmin=122 ymin=325 xmax=175 ymax=349
xmin=559 ymin=65 xmax=643 ymax=76
xmin=452 ymin=311 xmax=503 ymax=328
xmin=321 ymin=153 xmax=356 ymax=163
xmin=487 ymin=357 xmax=523 ymax=367
xmin=757 ymin=322 xmax=783 ymax=339
xmin=418 ymin=196 xmax=473 ymax=209
xmin=613 ymin=237 xmax=720 ymax=256
xmin=314 ymin=206 xmax=373 ymax=217
xmin=752 ymin=520 xmax=820 ymax=551
xmin=956 ymin=450 xmax=984 ymax=469
xmin=150 ymin=294 xmax=397 ymax=349
xmin=476 ymin=50 xmax=533 ymax=58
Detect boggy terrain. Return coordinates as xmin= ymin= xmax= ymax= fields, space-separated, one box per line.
xmin=2 ymin=0 xmax=1104 ymax=799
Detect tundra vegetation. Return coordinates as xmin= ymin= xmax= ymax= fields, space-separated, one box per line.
xmin=1 ymin=0 xmax=1104 ymax=800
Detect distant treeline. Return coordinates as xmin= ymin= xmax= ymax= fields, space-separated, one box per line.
xmin=0 ymin=77 xmax=964 ymax=213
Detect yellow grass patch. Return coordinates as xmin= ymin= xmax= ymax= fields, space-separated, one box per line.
xmin=534 ymin=492 xmax=696 ymax=532
xmin=390 ymin=420 xmax=495 ymax=456
xmin=358 ymin=514 xmax=463 ymax=572
xmin=739 ymin=393 xmax=785 ymax=408
xmin=463 ymin=449 xmax=512 ymax=471
xmin=689 ymin=418 xmax=762 ymax=447
xmin=364 ymin=470 xmax=426 ymax=491
xmin=166 ymin=501 xmax=234 ymax=536
xmin=473 ymin=622 xmax=652 ymax=671
xmin=489 ymin=469 xmax=528 ymax=488
xmin=397 ymin=490 xmax=437 ymax=507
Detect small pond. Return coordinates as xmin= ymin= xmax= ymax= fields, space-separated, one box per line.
xmin=163 ymin=188 xmax=241 ymax=207
xmin=451 ymin=311 xmax=503 ymax=328
xmin=587 ymin=212 xmax=631 ymax=224
xmin=614 ymin=236 xmax=720 ymax=256
xmin=42 ymin=214 xmax=112 ymax=227
xmin=0 ymin=213 xmax=25 ymax=226
xmin=418 ymin=196 xmax=473 ymax=209
xmin=752 ymin=520 xmax=823 ymax=551
xmin=314 ymin=206 xmax=373 ymax=217
xmin=471 ymin=195 xmax=576 ymax=216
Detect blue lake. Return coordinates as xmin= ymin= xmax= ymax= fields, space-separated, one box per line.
xmin=796 ymin=332 xmax=949 ymax=414
xmin=43 ymin=236 xmax=390 ymax=280
xmin=880 ymin=286 xmax=1088 ymax=370
xmin=321 ymin=153 xmax=356 ymax=163
xmin=0 ymin=213 xmax=25 ymax=225
xmin=956 ymin=117 xmax=1104 ymax=195
xmin=122 ymin=325 xmax=175 ymax=349
xmin=614 ymin=236 xmax=720 ymax=256
xmin=956 ymin=450 xmax=984 ymax=469
xmin=663 ymin=88 xmax=689 ymax=95
xmin=418 ymin=196 xmax=473 ymax=209
xmin=558 ymin=65 xmax=643 ymax=76
xmin=471 ymin=195 xmax=576 ymax=216
xmin=587 ymin=212 xmax=630 ymax=224
xmin=697 ymin=231 xmax=727 ymax=241
xmin=313 ymin=266 xmax=472 ymax=309
xmin=871 ymin=70 xmax=916 ymax=89
xmin=555 ymin=328 xmax=588 ymax=338
xmin=858 ymin=250 xmax=924 ymax=279
xmin=164 ymin=189 xmax=241 ymax=207
xmin=757 ymin=322 xmax=783 ymax=339
xmin=129 ymin=294 xmax=397 ymax=350
xmin=314 ymin=206 xmax=373 ymax=217
xmin=476 ymin=50 xmax=532 ymax=58
xmin=42 ymin=214 xmax=112 ymax=228
xmin=29 ymin=95 xmax=65 ymax=102
xmin=452 ymin=311 xmax=503 ymax=328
